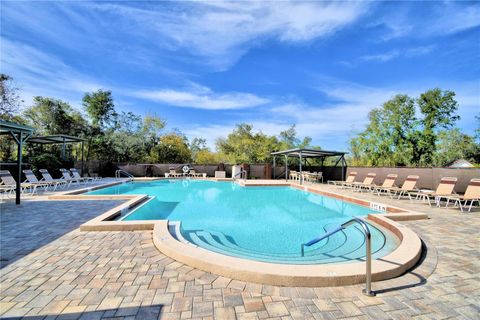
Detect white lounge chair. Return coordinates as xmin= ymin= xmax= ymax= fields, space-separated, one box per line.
xmin=0 ymin=170 xmax=37 ymax=195
xmin=22 ymin=169 xmax=53 ymax=191
xmin=70 ymin=168 xmax=96 ymax=184
xmin=39 ymin=169 xmax=68 ymax=189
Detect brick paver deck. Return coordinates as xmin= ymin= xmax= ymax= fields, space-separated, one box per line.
xmin=0 ymin=183 xmax=479 ymax=319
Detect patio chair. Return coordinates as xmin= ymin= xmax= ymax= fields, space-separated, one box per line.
xmin=316 ymin=172 xmax=323 ymax=183
xmin=0 ymin=185 xmax=16 ymax=199
xmin=412 ymin=177 xmax=458 ymax=206
xmin=189 ymin=169 xmax=202 ymax=178
xmin=352 ymin=173 xmax=377 ymax=192
xmin=0 ymin=170 xmax=37 ymax=195
xmin=376 ymin=175 xmax=420 ymax=200
xmin=59 ymin=168 xmax=84 ymax=186
xmin=289 ymin=170 xmax=298 ymax=181
xmin=169 ymin=169 xmax=180 ymax=178
xmin=69 ymin=168 xmax=95 ymax=184
xmin=443 ymin=178 xmax=480 ymax=212
xmin=328 ymin=171 xmax=358 ymax=187
xmin=39 ymin=169 xmax=68 ymax=189
xmin=22 ymin=169 xmax=55 ymax=191
xmin=372 ymin=174 xmax=398 ymax=195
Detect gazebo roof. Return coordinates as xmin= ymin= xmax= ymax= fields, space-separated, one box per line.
xmin=27 ymin=134 xmax=84 ymax=144
xmin=0 ymin=120 xmax=35 ymax=135
xmin=271 ymin=148 xmax=347 ymax=158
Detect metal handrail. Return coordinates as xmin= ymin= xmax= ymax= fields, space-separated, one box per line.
xmin=115 ymin=169 xmax=134 ymax=179
xmin=301 ymin=217 xmax=375 ymax=297
xmin=233 ymin=169 xmax=247 ymax=181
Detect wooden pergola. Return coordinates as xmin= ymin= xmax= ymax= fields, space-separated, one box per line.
xmin=0 ymin=120 xmax=35 ymax=204
xmin=271 ymin=148 xmax=347 ymax=185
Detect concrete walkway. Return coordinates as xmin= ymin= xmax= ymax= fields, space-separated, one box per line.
xmin=0 ymin=183 xmax=478 ymax=319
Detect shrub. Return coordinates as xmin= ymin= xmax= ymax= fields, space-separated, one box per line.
xmin=29 ymin=154 xmax=63 ymax=178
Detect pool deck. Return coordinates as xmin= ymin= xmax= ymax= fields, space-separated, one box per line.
xmin=0 ymin=179 xmax=479 ymax=319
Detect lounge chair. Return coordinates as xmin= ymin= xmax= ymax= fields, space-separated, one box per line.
xmin=0 ymin=170 xmax=37 ymax=195
xmin=22 ymin=169 xmax=54 ymax=191
xmin=376 ymin=175 xmax=420 ymax=200
xmin=444 ymin=178 xmax=480 ymax=212
xmin=372 ymin=174 xmax=398 ymax=195
xmin=59 ymin=168 xmax=84 ymax=186
xmin=39 ymin=169 xmax=68 ymax=189
xmin=169 ymin=169 xmax=181 ymax=178
xmin=70 ymin=168 xmax=96 ymax=184
xmin=0 ymin=185 xmax=16 ymax=199
xmin=188 ymin=169 xmax=202 ymax=178
xmin=352 ymin=173 xmax=377 ymax=192
xmin=412 ymin=177 xmax=458 ymax=206
xmin=328 ymin=171 xmax=358 ymax=187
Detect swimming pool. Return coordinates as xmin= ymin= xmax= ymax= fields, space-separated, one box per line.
xmin=87 ymin=180 xmax=399 ymax=264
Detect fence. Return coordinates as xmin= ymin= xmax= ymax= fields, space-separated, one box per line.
xmin=74 ymin=161 xmax=480 ymax=193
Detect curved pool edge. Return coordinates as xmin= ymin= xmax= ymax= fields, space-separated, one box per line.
xmin=152 ymin=214 xmax=422 ymax=287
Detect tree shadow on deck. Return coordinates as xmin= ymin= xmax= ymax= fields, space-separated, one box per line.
xmin=0 ymin=199 xmax=123 ymax=268
xmin=1 ymin=304 xmax=166 ymax=320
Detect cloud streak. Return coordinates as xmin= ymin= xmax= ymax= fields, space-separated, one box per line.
xmin=361 ymin=45 xmax=435 ymax=62
xmin=132 ymin=84 xmax=269 ymax=110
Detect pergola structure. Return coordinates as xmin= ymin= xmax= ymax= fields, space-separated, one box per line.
xmin=0 ymin=120 xmax=35 ymax=204
xmin=28 ymin=134 xmax=85 ymax=161
xmin=271 ymin=148 xmax=347 ymax=185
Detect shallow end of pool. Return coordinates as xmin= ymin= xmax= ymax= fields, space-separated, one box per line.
xmin=152 ymin=214 xmax=422 ymax=287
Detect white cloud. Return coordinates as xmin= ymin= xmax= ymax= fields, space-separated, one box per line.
xmin=132 ymin=84 xmax=269 ymax=110
xmin=378 ymin=2 xmax=480 ymax=41
xmin=361 ymin=45 xmax=434 ymax=62
xmin=91 ymin=1 xmax=368 ymax=69
xmin=1 ymin=37 xmax=104 ymax=107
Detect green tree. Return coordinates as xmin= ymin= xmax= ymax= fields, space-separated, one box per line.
xmin=349 ymin=94 xmax=416 ymax=166
xmin=435 ymin=129 xmax=480 ymax=166
xmin=475 ymin=114 xmax=480 ymax=142
xmin=0 ymin=74 xmax=23 ymax=121
xmin=23 ymin=97 xmax=88 ymax=136
xmin=148 ymin=133 xmax=192 ymax=163
xmin=82 ymin=89 xmax=116 ymax=130
xmin=195 ymin=149 xmax=218 ymax=164
xmin=216 ymin=123 xmax=279 ymax=164
xmin=413 ymin=88 xmax=460 ymax=165
xmin=278 ymin=125 xmax=312 ymax=150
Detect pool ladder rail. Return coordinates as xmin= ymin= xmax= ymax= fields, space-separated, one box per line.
xmin=232 ymin=169 xmax=248 ymax=181
xmin=115 ymin=169 xmax=134 ymax=181
xmin=301 ymin=217 xmax=375 ymax=297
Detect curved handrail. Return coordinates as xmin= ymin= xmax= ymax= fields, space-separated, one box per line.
xmin=115 ymin=169 xmax=134 ymax=180
xmin=301 ymin=217 xmax=375 ymax=297
xmin=233 ymin=169 xmax=247 ymax=181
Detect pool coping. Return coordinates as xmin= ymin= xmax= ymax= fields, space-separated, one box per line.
xmin=50 ymin=178 xmax=427 ymax=286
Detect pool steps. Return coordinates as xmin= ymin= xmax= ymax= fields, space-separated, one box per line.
xmin=172 ymin=224 xmax=390 ymax=264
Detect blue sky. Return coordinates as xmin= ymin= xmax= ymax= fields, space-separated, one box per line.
xmin=1 ymin=1 xmax=479 ymax=150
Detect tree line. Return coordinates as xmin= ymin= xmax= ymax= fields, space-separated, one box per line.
xmin=1 ymin=74 xmax=478 ymax=168
xmin=349 ymin=89 xmax=479 ymax=166
xmin=0 ymin=74 xmax=313 ymax=167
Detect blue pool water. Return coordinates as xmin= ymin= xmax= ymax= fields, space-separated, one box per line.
xmin=88 ymin=180 xmax=399 ymax=264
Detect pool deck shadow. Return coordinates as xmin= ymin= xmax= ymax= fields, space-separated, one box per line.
xmin=0 ymin=199 xmax=123 ymax=268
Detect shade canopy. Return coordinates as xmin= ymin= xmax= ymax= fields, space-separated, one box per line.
xmin=28 ymin=135 xmax=84 ymax=144
xmin=0 ymin=120 xmax=35 ymax=136
xmin=0 ymin=120 xmax=36 ymax=204
xmin=271 ymin=148 xmax=348 ymax=184
xmin=271 ymin=148 xmax=346 ymax=158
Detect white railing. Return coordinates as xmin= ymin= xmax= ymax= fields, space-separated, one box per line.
xmin=115 ymin=169 xmax=134 ymax=180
